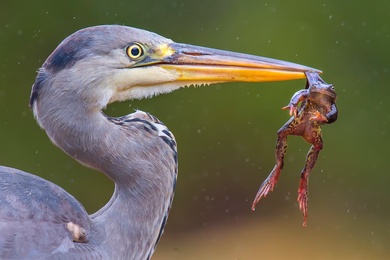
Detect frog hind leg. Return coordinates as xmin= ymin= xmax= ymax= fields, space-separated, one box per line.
xmin=298 ymin=128 xmax=323 ymax=227
xmin=251 ymin=120 xmax=292 ymax=210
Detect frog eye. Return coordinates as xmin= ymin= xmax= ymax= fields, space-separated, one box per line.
xmin=126 ymin=43 xmax=144 ymax=59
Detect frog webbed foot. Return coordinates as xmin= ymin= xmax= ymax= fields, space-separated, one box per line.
xmin=297 ymin=184 xmax=309 ymax=227
xmin=252 ymin=164 xmax=282 ymax=211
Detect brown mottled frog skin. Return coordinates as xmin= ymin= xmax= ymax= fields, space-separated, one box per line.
xmin=252 ymin=72 xmax=338 ymax=227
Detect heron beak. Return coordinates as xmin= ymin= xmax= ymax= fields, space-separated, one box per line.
xmin=151 ymin=42 xmax=321 ymax=84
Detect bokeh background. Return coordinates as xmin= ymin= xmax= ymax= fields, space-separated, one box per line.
xmin=1 ymin=1 xmax=389 ymax=259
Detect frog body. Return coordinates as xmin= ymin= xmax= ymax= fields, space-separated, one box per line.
xmin=251 ymin=72 xmax=337 ymax=227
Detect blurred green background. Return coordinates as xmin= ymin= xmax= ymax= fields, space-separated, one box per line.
xmin=1 ymin=0 xmax=389 ymax=259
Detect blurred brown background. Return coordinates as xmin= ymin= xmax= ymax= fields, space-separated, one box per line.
xmin=1 ymin=1 xmax=389 ymax=259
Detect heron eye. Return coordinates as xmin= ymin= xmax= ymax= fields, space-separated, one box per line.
xmin=126 ymin=44 xmax=144 ymax=59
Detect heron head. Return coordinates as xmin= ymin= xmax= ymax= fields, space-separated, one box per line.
xmin=30 ymin=25 xmax=320 ymax=111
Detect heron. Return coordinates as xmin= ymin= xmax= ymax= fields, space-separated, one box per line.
xmin=0 ymin=25 xmax=320 ymax=259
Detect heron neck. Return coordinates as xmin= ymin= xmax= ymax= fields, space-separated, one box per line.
xmin=35 ymin=93 xmax=176 ymax=259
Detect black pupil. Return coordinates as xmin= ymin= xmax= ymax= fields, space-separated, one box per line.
xmin=131 ymin=46 xmax=140 ymax=57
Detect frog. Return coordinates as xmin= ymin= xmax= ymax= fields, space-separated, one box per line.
xmin=251 ymin=71 xmax=338 ymax=227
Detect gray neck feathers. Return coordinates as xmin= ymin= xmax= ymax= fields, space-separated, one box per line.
xmin=31 ymin=70 xmax=177 ymax=259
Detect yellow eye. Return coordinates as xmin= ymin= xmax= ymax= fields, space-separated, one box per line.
xmin=126 ymin=43 xmax=144 ymax=59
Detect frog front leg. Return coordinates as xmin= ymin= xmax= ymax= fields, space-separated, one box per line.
xmin=252 ymin=117 xmax=296 ymax=210
xmin=298 ymin=127 xmax=323 ymax=227
xmin=282 ymin=89 xmax=308 ymax=117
